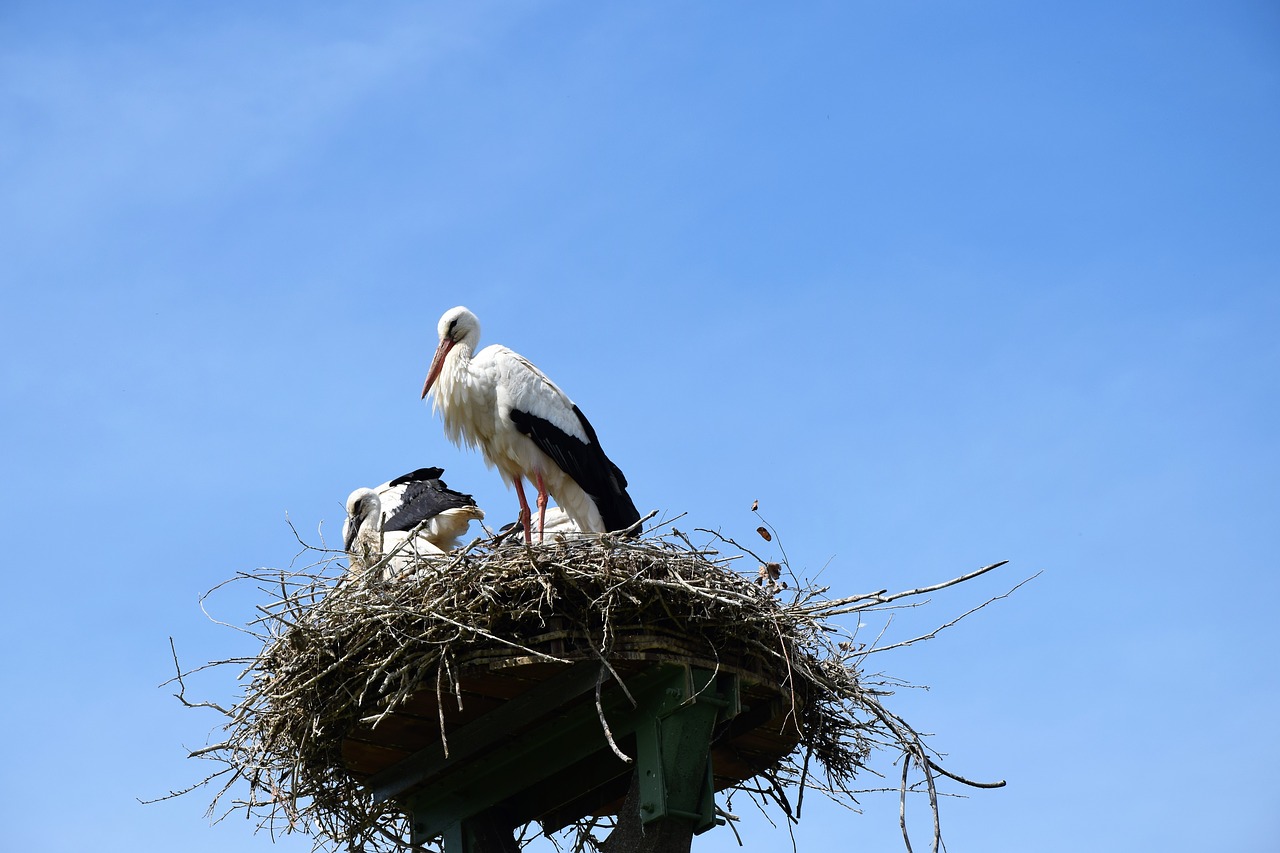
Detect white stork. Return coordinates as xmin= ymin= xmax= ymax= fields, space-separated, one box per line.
xmin=420 ymin=306 xmax=640 ymax=543
xmin=342 ymin=467 xmax=484 ymax=577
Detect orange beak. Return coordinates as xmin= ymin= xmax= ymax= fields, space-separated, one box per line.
xmin=421 ymin=337 xmax=455 ymax=399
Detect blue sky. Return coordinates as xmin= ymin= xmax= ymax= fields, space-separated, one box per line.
xmin=2 ymin=2 xmax=1277 ymax=850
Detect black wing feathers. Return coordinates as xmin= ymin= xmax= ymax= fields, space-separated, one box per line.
xmin=508 ymin=405 xmax=641 ymax=534
xmin=388 ymin=467 xmax=445 ymax=487
xmin=380 ymin=468 xmax=477 ymax=532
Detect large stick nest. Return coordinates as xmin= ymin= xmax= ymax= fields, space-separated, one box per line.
xmin=165 ymin=519 xmax=1019 ymax=852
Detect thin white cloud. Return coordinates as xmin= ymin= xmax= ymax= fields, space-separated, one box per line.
xmin=0 ymin=4 xmax=523 ymax=241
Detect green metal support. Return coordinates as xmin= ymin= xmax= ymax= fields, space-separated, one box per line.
xmin=440 ymin=820 xmax=480 ymax=853
xmin=439 ymin=814 xmax=519 ymax=853
xmin=634 ymin=667 xmax=740 ymax=835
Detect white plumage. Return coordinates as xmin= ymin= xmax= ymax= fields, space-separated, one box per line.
xmin=343 ymin=489 xmax=444 ymax=579
xmin=499 ymin=506 xmax=584 ymax=544
xmin=420 ymin=306 xmax=640 ymax=543
xmin=342 ymin=467 xmax=484 ymax=578
xmin=343 ymin=488 xmax=388 ymax=574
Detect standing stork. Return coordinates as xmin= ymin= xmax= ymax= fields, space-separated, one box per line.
xmin=420 ymin=306 xmax=640 ymax=543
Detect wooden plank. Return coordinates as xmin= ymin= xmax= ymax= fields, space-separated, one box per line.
xmin=348 ymin=712 xmax=465 ymax=756
xmin=405 ymin=664 xmax=690 ymax=845
xmin=503 ymin=741 xmax=635 ymax=832
xmin=389 ymin=690 xmax=508 ymax=724
xmin=367 ymin=659 xmax=606 ymax=803
xmin=340 ymin=739 xmax=412 ymax=777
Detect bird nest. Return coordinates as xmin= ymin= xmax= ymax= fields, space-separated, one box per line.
xmin=162 ymin=518 xmax=1019 ymax=852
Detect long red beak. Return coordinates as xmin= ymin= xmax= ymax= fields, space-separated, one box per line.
xmin=421 ymin=337 xmax=455 ymax=399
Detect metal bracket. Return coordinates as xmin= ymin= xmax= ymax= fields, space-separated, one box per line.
xmin=634 ymin=667 xmax=741 ymax=834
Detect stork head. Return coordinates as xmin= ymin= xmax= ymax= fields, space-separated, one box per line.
xmin=343 ymin=488 xmax=382 ymax=552
xmin=421 ymin=306 xmax=480 ymax=399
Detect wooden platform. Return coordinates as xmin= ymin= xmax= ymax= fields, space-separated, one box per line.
xmin=340 ymin=627 xmax=802 ymax=835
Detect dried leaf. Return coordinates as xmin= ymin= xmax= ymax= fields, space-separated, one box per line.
xmin=757 ymin=526 xmax=772 ymax=542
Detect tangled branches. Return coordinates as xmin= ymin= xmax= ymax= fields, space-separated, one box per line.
xmin=157 ymin=518 xmax=1026 ymax=852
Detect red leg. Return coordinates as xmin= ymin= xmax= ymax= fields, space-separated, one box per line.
xmin=513 ymin=477 xmax=533 ymax=544
xmin=535 ymin=472 xmax=549 ymax=543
